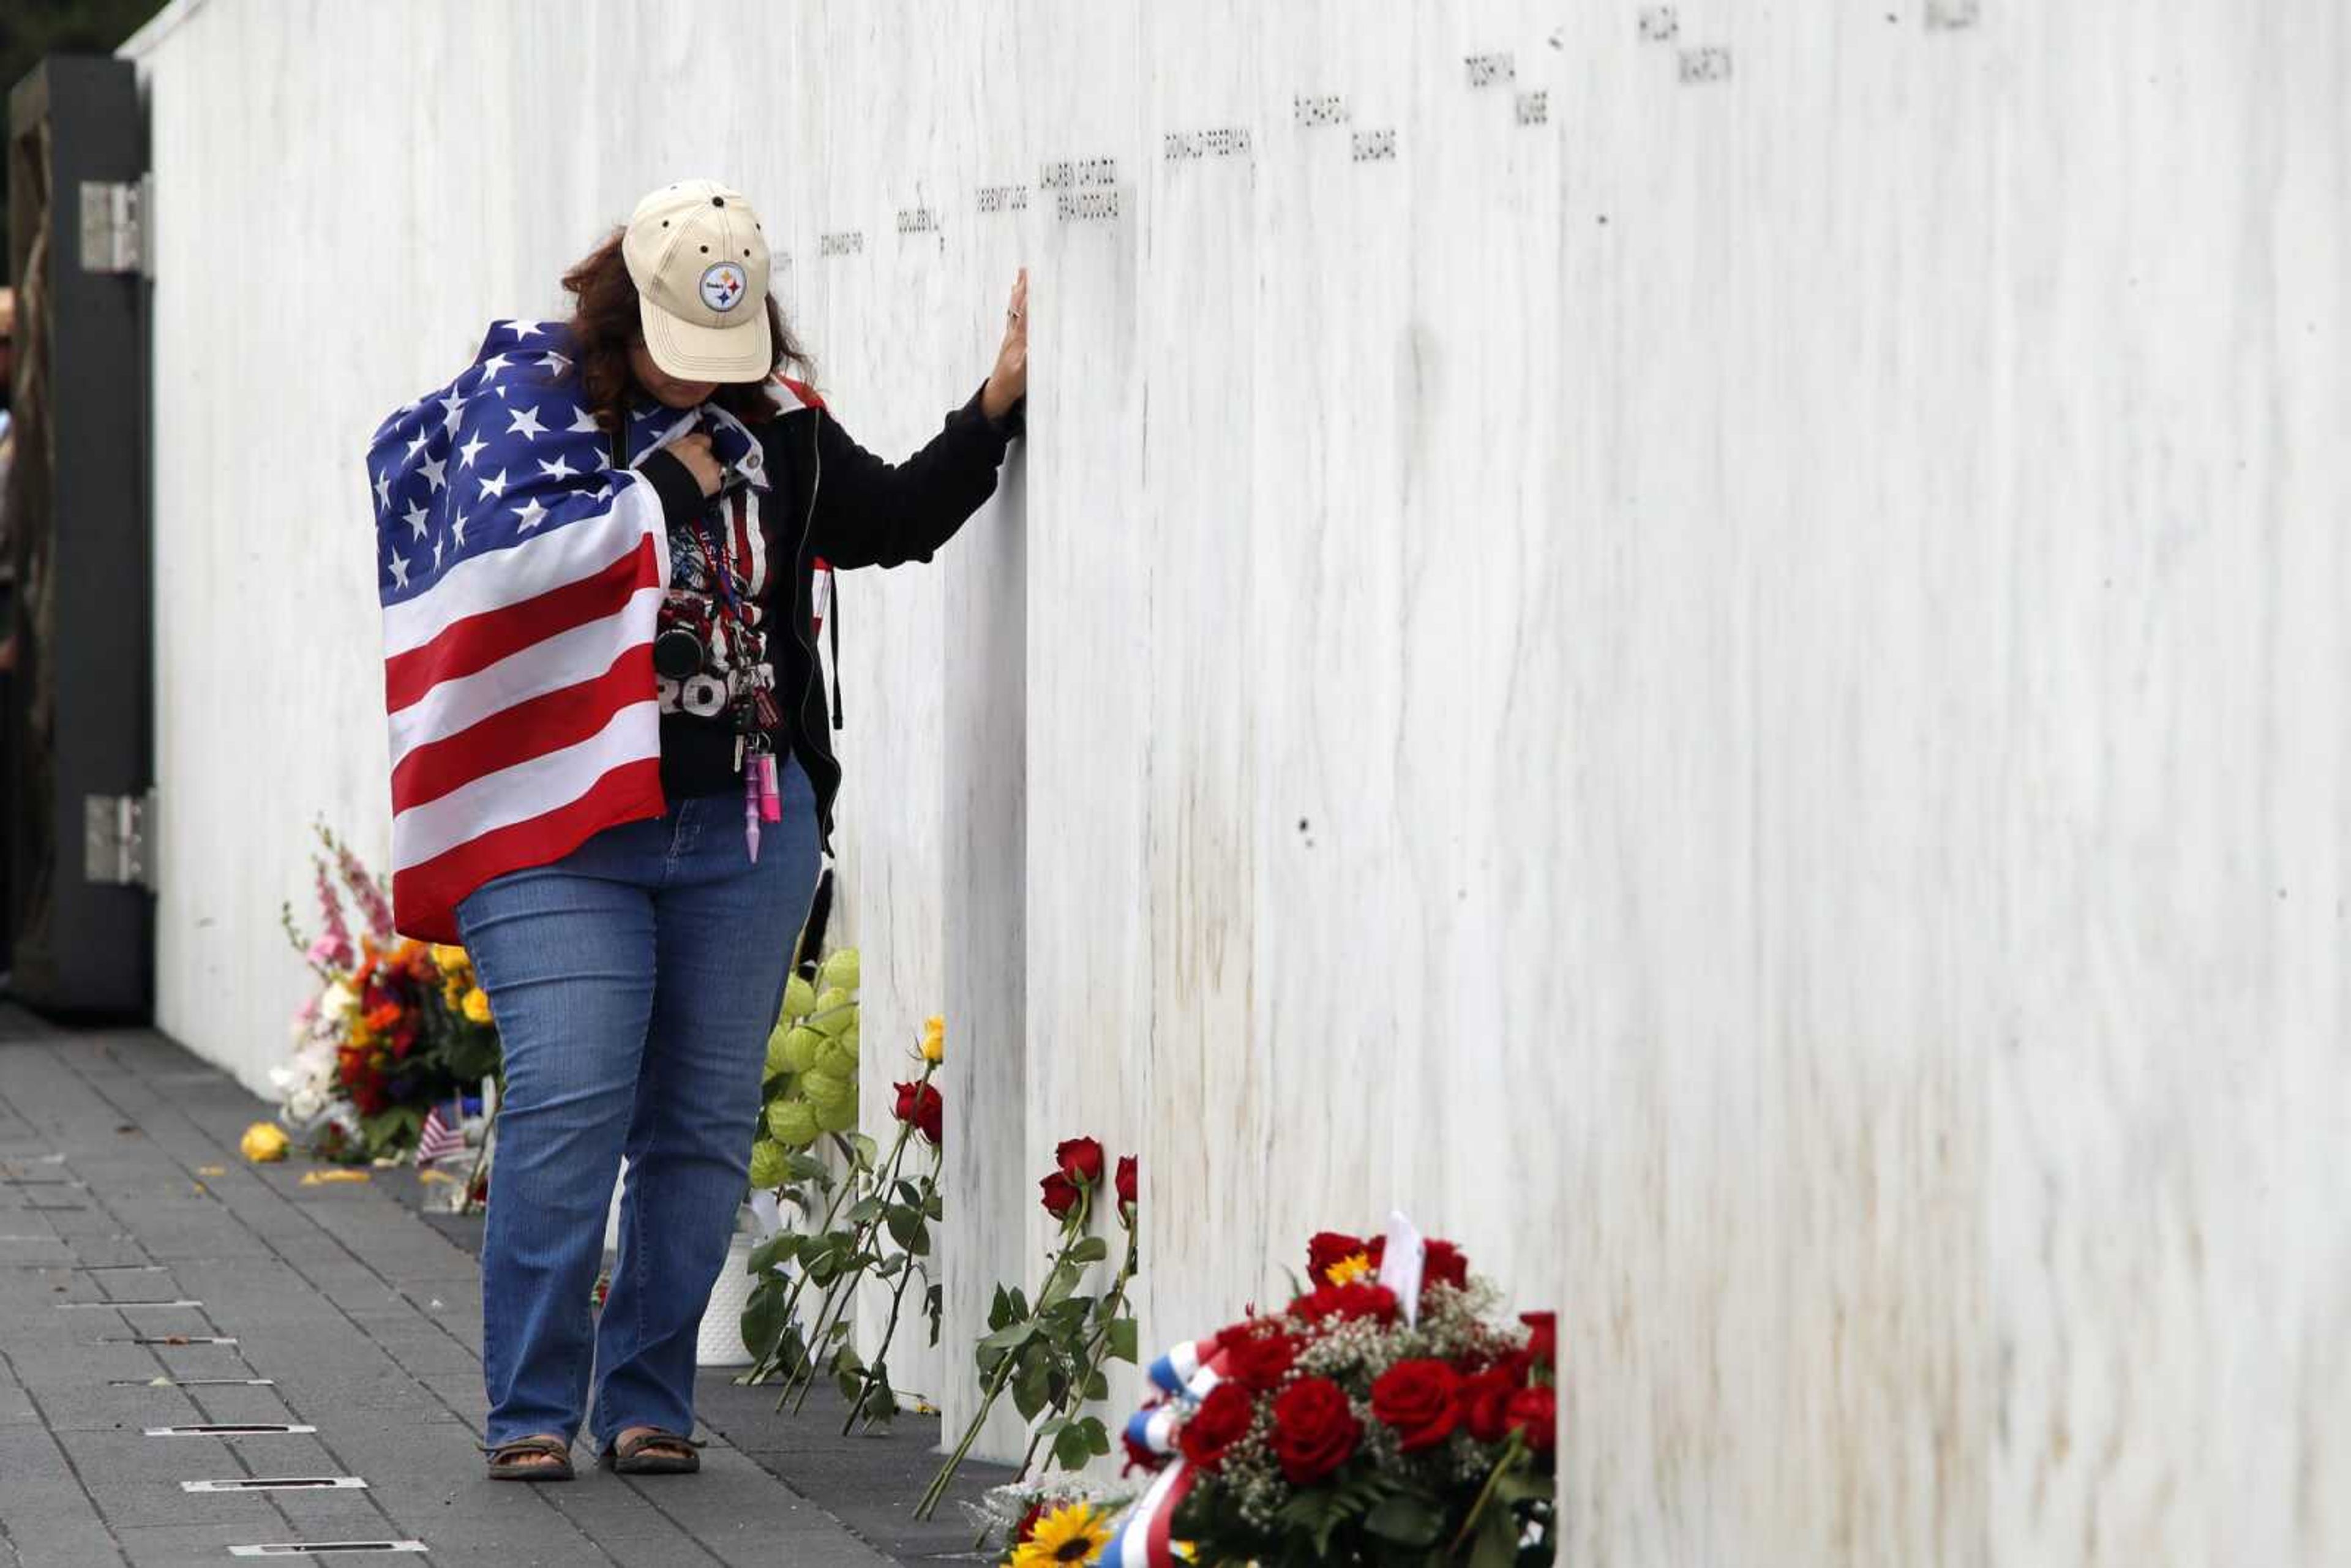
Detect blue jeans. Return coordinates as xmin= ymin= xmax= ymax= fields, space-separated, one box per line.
xmin=456 ymin=762 xmax=820 ymax=1449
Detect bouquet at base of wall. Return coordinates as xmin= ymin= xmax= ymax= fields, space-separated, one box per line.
xmin=1106 ymin=1226 xmax=1556 ymax=1568
xmin=270 ymin=823 xmax=506 ymax=1163
xmin=969 ymin=1478 xmax=1136 ymax=1568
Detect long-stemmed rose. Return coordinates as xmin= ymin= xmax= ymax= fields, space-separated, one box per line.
xmin=975 ymin=1153 xmax=1141 ymax=1548
xmin=778 ymin=1049 xmax=942 ymax=1414
xmin=838 ymin=1049 xmax=950 ymax=1434
xmin=920 ymin=1138 xmax=1127 ymax=1521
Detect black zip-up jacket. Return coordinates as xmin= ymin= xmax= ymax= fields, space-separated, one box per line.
xmin=637 ymin=379 xmax=1022 ymax=846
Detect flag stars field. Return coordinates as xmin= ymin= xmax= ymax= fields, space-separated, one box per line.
xmin=362 ymin=315 xmax=787 ymax=933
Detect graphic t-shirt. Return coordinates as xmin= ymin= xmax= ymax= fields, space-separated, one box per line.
xmin=617 ymin=398 xmax=793 ymax=799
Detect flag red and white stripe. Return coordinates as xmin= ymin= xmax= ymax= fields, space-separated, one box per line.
xmin=368 ymin=323 xmax=684 ymax=941
xmin=414 ymin=1104 xmax=468 ymax=1166
xmin=380 ymin=486 xmax=670 ymax=940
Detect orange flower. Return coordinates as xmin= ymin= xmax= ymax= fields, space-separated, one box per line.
xmin=364 ymin=1002 xmax=403 ymax=1033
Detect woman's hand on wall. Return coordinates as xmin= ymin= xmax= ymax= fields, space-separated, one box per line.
xmin=980 ymin=268 xmax=1028 ymax=422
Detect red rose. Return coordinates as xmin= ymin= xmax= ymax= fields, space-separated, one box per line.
xmin=1176 ymin=1381 xmax=1255 ymax=1471
xmin=1222 ymin=1324 xmax=1300 ymax=1393
xmin=1506 ymin=1386 xmax=1556 ymax=1454
xmin=1520 ymin=1310 xmax=1556 ymax=1369
xmin=1293 ymin=1281 xmax=1399 ymax=1325
xmin=1456 ymin=1365 xmax=1518 ymax=1444
xmin=1370 ymin=1359 xmax=1463 ymax=1452
xmin=1422 ymin=1239 xmax=1470 ymax=1294
xmin=891 ymin=1081 xmax=943 ymax=1144
xmin=1013 ymin=1503 xmax=1046 ymax=1542
xmin=1269 ymin=1376 xmax=1360 ymax=1485
xmin=1056 ymin=1136 xmax=1106 ymax=1187
xmin=1039 ymin=1172 xmax=1081 ymax=1218
xmin=1307 ymin=1231 xmax=1370 ymax=1283
xmin=1116 ymin=1154 xmax=1138 ymax=1208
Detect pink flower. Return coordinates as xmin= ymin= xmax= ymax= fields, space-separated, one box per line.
xmin=336 ymin=845 xmax=396 ymax=936
xmin=313 ymin=863 xmax=353 ymax=965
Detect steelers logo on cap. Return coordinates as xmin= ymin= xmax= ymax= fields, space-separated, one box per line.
xmin=700 ymin=261 xmax=749 ymax=313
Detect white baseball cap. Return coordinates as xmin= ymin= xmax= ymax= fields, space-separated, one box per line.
xmin=622 ymin=178 xmax=773 ymax=381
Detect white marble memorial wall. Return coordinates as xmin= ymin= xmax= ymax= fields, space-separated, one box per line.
xmin=129 ymin=1 xmax=2344 ymax=1560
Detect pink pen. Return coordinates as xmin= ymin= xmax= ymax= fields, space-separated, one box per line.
xmin=757 ymin=752 xmax=782 ymax=823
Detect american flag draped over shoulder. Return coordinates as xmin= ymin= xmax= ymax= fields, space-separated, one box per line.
xmin=366 ymin=319 xmax=789 ymax=942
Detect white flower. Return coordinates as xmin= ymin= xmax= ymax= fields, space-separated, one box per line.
xmin=287 ymin=1086 xmax=327 ymax=1122
xmin=320 ymin=980 xmax=357 ymax=1017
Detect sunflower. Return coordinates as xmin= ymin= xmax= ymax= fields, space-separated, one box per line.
xmin=1010 ymin=1503 xmax=1114 ymax=1568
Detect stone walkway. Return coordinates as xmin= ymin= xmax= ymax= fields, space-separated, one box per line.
xmin=0 ymin=1011 xmax=962 ymax=1567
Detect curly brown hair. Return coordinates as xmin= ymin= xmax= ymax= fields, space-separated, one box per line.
xmin=558 ymin=228 xmax=814 ymax=432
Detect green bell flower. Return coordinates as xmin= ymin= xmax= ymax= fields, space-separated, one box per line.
xmin=766 ymin=1098 xmax=820 ymax=1149
xmin=812 ymin=989 xmax=856 ymax=1037
xmin=782 ymin=975 xmax=817 ymax=1022
xmin=816 ymin=1034 xmax=858 ymax=1080
xmin=782 ymin=1025 xmax=827 ymax=1074
xmin=819 ymin=948 xmax=860 ymax=994
xmin=747 ymin=1139 xmax=789 ymax=1190
xmin=801 ymin=1070 xmax=857 ymax=1133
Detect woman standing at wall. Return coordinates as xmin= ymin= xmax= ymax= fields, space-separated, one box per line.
xmin=366 ymin=178 xmax=1026 ymax=1480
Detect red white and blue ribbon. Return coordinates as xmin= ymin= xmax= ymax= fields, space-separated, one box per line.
xmin=1091 ymin=1333 xmax=1234 ymax=1567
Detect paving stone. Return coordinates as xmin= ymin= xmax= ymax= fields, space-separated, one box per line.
xmin=111 ymin=1520 xmax=362 ymax=1568
xmin=0 ymin=1509 xmax=129 ymax=1568
xmin=18 ymin=1378 xmax=207 ymax=1434
xmin=89 ymin=1472 xmax=288 ymax=1531
xmin=256 ymin=1487 xmax=402 ymax=1536
xmin=8 ymin=1338 xmax=179 ymax=1390
xmin=0 ymin=1377 xmax=40 ymax=1426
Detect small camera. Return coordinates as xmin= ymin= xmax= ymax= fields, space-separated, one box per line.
xmin=653 ymin=627 xmax=705 ymax=680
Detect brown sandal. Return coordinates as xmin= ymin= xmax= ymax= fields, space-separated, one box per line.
xmin=482 ymin=1434 xmax=574 ymax=1482
xmin=601 ymin=1427 xmax=703 ymax=1475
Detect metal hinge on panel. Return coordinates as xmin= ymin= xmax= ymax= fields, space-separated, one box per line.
xmin=84 ymin=789 xmax=157 ymax=891
xmin=79 ymin=175 xmax=152 ymax=276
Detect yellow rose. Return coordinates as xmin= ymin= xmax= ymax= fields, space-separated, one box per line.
xmin=920 ymin=1015 xmax=945 ymax=1063
xmin=462 ymin=987 xmax=493 ymax=1025
xmin=239 ymin=1123 xmax=290 ymax=1163
xmin=430 ymin=943 xmax=471 ymax=973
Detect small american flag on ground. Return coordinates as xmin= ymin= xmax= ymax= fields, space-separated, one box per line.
xmin=414 ymin=1103 xmax=468 ymax=1167
xmin=365 ymin=320 xmax=815 ymax=940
